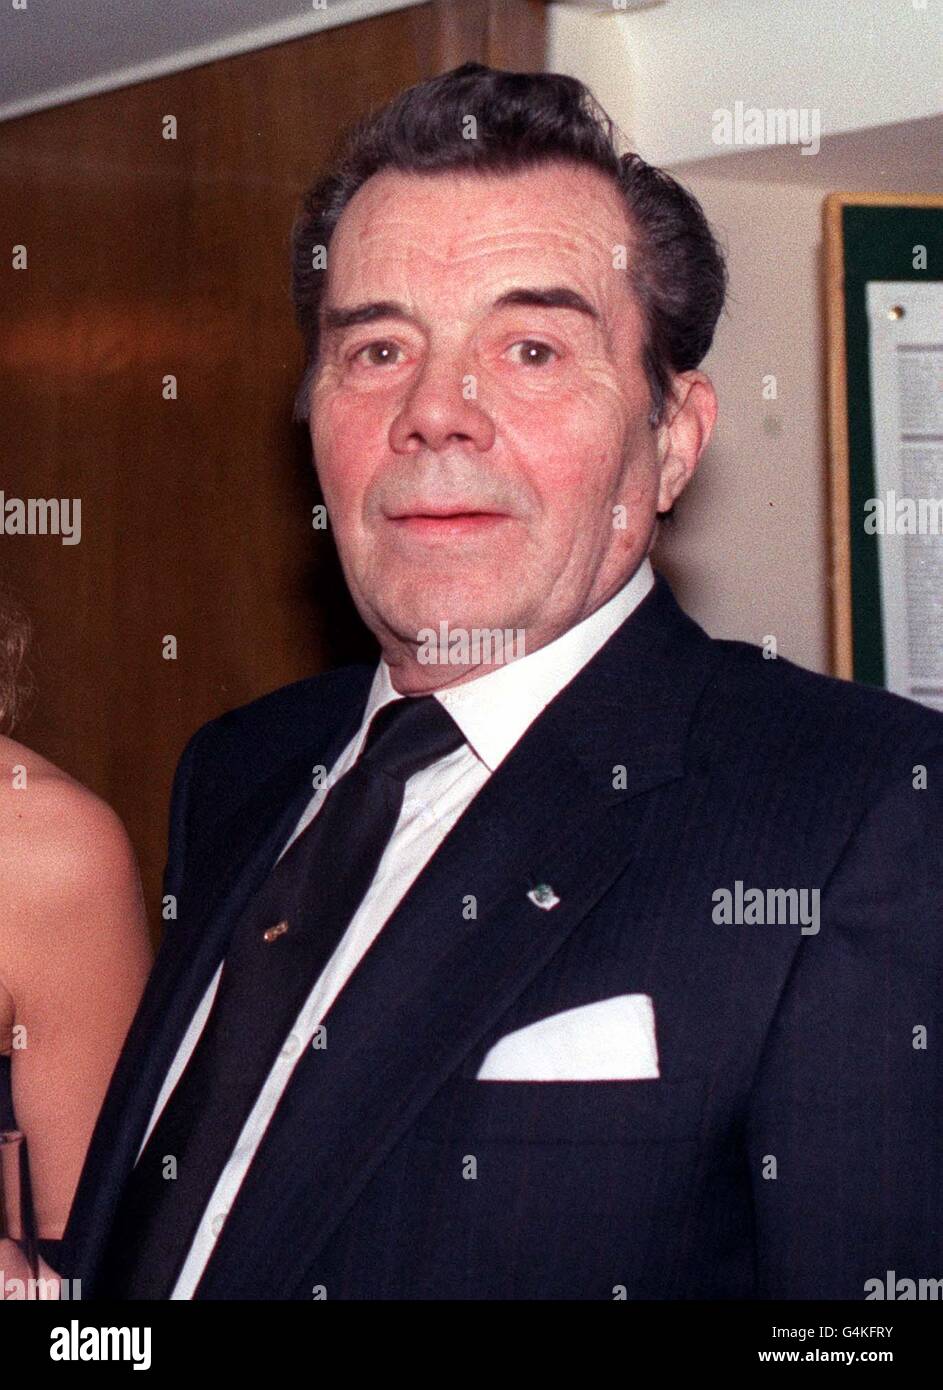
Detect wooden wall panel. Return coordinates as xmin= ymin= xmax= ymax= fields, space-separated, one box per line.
xmin=431 ymin=0 xmax=547 ymax=71
xmin=0 ymin=2 xmax=546 ymax=937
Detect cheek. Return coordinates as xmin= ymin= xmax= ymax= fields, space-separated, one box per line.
xmin=311 ymin=389 xmax=384 ymax=510
xmin=501 ymin=381 xmax=633 ymax=506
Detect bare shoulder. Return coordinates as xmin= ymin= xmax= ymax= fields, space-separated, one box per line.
xmin=0 ymin=736 xmax=147 ymax=983
xmin=0 ymin=734 xmax=137 ymax=883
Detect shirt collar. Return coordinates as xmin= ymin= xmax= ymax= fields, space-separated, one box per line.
xmin=352 ymin=557 xmax=654 ymax=773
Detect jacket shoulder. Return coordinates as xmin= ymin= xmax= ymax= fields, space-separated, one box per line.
xmin=172 ymin=663 xmax=374 ymax=829
xmin=701 ymin=635 xmax=943 ymax=770
xmin=200 ymin=664 xmax=374 ymax=749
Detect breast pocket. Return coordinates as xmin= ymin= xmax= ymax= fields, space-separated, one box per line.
xmin=413 ymin=1073 xmax=708 ymax=1146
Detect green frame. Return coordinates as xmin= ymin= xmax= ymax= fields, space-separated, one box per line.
xmin=824 ymin=193 xmax=943 ymax=684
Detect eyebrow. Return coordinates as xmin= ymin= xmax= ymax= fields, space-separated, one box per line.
xmin=320 ymin=285 xmax=599 ymax=334
xmin=493 ymin=286 xmax=599 ymax=319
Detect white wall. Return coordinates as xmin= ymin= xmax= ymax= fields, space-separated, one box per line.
xmin=651 ymin=176 xmax=832 ymax=674
xmin=549 ymin=0 xmax=943 ymax=168
xmin=549 ymin=0 xmax=943 ymax=674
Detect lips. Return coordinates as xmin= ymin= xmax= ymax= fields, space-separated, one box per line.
xmin=387 ymin=507 xmax=502 ymax=520
xmin=384 ymin=509 xmax=509 ymax=540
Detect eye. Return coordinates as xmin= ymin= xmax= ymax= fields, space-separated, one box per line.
xmin=351 ymin=340 xmax=403 ymax=368
xmin=507 ymin=339 xmax=559 ymax=367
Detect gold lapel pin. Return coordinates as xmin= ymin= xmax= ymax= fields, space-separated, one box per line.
xmin=263 ymin=919 xmax=290 ymax=942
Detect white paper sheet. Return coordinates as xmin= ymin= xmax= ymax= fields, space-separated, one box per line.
xmin=865 ymin=281 xmax=943 ymax=711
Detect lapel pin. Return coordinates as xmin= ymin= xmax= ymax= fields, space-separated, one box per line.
xmin=263 ymin=919 xmax=290 ymax=942
xmin=527 ymin=883 xmax=560 ymax=911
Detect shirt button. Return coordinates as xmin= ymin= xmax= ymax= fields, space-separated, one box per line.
xmin=280 ymin=1033 xmax=300 ymax=1058
xmin=211 ymin=1211 xmax=228 ymax=1237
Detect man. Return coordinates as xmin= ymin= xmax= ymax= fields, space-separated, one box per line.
xmin=61 ymin=63 xmax=942 ymax=1300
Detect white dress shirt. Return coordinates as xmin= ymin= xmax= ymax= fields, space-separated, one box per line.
xmin=139 ymin=558 xmax=654 ymax=1298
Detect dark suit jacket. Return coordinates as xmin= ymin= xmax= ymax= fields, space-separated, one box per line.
xmin=60 ymin=573 xmax=943 ymax=1299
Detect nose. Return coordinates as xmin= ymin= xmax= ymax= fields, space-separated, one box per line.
xmin=388 ymin=354 xmax=495 ymax=455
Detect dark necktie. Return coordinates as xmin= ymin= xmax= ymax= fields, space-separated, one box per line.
xmin=94 ymin=694 xmax=465 ymax=1300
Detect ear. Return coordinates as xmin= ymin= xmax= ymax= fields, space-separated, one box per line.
xmin=654 ymin=370 xmax=717 ymax=513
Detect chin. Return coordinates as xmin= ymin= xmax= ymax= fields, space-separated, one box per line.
xmin=377 ymin=583 xmax=523 ymax=645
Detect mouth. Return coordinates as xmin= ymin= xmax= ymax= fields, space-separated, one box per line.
xmin=385 ymin=508 xmax=509 ymax=537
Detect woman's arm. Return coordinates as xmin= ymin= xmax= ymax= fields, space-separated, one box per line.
xmin=0 ymin=775 xmax=153 ymax=1239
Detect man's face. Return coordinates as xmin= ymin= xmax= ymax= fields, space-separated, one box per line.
xmin=309 ymin=159 xmax=711 ymax=691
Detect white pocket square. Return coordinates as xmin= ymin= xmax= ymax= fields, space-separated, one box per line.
xmin=476 ymin=994 xmax=659 ymax=1081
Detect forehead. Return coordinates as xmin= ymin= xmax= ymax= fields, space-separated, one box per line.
xmin=326 ymin=160 xmax=634 ymax=305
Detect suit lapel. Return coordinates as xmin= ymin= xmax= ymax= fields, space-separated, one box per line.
xmin=66 ymin=669 xmax=373 ymax=1286
xmin=129 ymin=674 xmax=375 ymax=1113
xmin=195 ymin=575 xmax=723 ymax=1298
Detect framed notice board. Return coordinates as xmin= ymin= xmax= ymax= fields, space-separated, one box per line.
xmin=824 ymin=193 xmax=943 ymax=710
